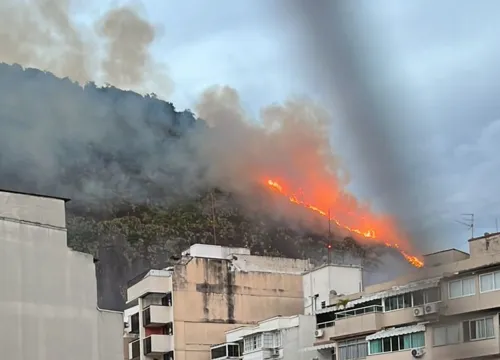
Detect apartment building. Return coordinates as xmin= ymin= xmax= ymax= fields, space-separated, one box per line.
xmin=303 ymin=264 xmax=364 ymax=315
xmin=125 ymin=244 xmax=312 ymax=360
xmin=210 ymin=315 xmax=316 ymax=360
xmin=306 ymin=232 xmax=500 ymax=360
xmin=0 ymin=189 xmax=124 ymax=360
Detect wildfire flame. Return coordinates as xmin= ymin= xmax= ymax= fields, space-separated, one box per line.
xmin=266 ymin=179 xmax=424 ymax=268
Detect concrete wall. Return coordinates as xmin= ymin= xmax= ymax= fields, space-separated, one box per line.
xmin=0 ymin=190 xmax=123 ymax=360
xmin=172 ymin=257 xmax=306 ymax=360
xmin=303 ymin=265 xmax=362 ymax=315
xmin=423 ymin=249 xmax=470 ymax=267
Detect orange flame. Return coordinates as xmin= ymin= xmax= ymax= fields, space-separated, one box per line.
xmin=266 ymin=179 xmax=424 ymax=268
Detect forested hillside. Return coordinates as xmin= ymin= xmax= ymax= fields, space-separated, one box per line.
xmin=0 ymin=63 xmax=398 ymax=310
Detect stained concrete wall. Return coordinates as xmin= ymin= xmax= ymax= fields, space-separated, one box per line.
xmin=172 ymin=256 xmax=309 ymax=360
xmin=0 ymin=190 xmax=123 ymax=360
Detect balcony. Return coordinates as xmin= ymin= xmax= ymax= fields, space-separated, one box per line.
xmin=143 ymin=305 xmax=172 ymax=327
xmin=143 ymin=334 xmax=174 ymax=356
xmin=128 ymin=339 xmax=140 ymax=360
xmin=127 ymin=270 xmax=172 ymax=302
xmin=331 ymin=305 xmax=383 ymax=339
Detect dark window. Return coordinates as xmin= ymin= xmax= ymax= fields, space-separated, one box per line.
xmin=391 ymin=336 xmax=399 ymax=351
xmin=227 ymin=344 xmax=240 ymax=357
xmin=382 ymin=338 xmax=391 ymax=352
xmin=131 ymin=340 xmax=140 ymax=359
xmin=162 ymin=292 xmax=173 ymax=306
xmin=164 ymin=351 xmax=174 ymax=360
xmin=143 ymin=337 xmax=152 ymax=355
xmin=210 ymin=345 xmax=227 ymax=359
xmin=166 ymin=322 xmax=174 ymax=335
xmin=130 ymin=313 xmax=139 ymax=334
xmin=425 ymin=288 xmax=440 ymax=303
xmin=143 ymin=307 xmax=151 ymax=326
xmin=321 ymin=301 xmax=326 ymax=308
xmin=413 ymin=291 xmax=424 ymax=305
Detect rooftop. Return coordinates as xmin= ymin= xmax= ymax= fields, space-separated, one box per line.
xmin=0 ymin=188 xmax=70 ymax=202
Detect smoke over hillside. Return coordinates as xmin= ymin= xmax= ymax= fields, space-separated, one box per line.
xmin=0 ymin=0 xmax=422 ymax=266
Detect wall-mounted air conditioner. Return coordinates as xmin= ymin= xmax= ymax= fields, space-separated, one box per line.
xmin=314 ymin=329 xmax=324 ymax=338
xmin=424 ymin=302 xmax=440 ymax=315
xmin=413 ymin=306 xmax=424 ymax=317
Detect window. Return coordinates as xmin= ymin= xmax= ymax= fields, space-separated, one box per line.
xmin=412 ymin=288 xmax=441 ymax=306
xmin=433 ymin=324 xmax=460 ymax=346
xmin=448 ymin=278 xmax=475 ymax=299
xmin=369 ymin=332 xmax=425 ymax=355
xmin=480 ymin=271 xmax=500 ymax=293
xmin=338 ymin=338 xmax=368 ymax=360
xmin=384 ymin=293 xmax=412 ymax=311
xmin=463 ymin=317 xmax=495 ymax=342
xmin=243 ymin=334 xmax=262 ymax=353
xmin=263 ymin=333 xmax=274 ymax=348
xmin=321 ymin=301 xmax=326 ymax=309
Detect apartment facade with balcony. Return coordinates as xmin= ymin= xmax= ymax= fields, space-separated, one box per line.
xmin=0 ymin=189 xmax=124 ymax=360
xmin=306 ymin=232 xmax=500 ymax=360
xmin=126 ymin=244 xmax=312 ymax=360
xmin=210 ymin=315 xmax=316 ymax=360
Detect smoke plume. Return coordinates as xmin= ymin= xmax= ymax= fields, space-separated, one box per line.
xmin=0 ymin=0 xmax=171 ymax=93
xmin=0 ymin=0 xmax=420 ymax=259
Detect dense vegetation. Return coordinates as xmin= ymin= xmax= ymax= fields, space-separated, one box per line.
xmin=0 ymin=63 xmax=385 ymax=310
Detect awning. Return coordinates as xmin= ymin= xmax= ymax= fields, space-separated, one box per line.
xmin=366 ymin=324 xmax=426 ymax=341
xmin=345 ymin=277 xmax=442 ymax=309
xmin=301 ymin=342 xmax=336 ymax=352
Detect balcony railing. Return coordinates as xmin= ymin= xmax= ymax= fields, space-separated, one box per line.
xmin=317 ymin=320 xmax=335 ymax=329
xmin=336 ymin=305 xmax=383 ymax=319
xmin=316 ymin=305 xmax=383 ymax=328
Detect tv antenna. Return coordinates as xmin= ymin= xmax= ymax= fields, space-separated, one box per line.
xmin=455 ymin=213 xmax=474 ymax=239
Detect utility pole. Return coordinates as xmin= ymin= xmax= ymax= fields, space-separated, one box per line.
xmin=210 ymin=191 xmax=217 ymax=245
xmin=327 ymin=209 xmax=333 ymax=264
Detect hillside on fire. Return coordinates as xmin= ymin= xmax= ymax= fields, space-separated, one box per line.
xmin=0 ymin=63 xmax=416 ymax=310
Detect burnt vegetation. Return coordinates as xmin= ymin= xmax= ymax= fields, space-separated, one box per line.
xmin=0 ymin=63 xmax=382 ymax=310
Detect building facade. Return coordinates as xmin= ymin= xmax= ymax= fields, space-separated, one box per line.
xmin=210 ymin=315 xmax=316 ymax=360
xmin=303 ymin=264 xmax=363 ymax=315
xmin=0 ymin=189 xmax=124 ymax=360
xmin=306 ymin=232 xmax=500 ymax=360
xmin=126 ymin=244 xmax=312 ymax=360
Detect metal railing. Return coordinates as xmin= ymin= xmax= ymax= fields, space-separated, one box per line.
xmin=336 ymin=304 xmax=383 ymax=319
xmin=316 ymin=304 xmax=383 ymax=328
xmin=317 ymin=320 xmax=335 ymax=329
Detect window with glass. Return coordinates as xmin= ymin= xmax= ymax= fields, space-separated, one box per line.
xmin=384 ymin=293 xmax=412 ymax=311
xmin=463 ymin=317 xmax=495 ymax=341
xmin=243 ymin=334 xmax=262 ymax=353
xmin=433 ymin=324 xmax=460 ymax=346
xmin=338 ymin=338 xmax=368 ymax=360
xmin=448 ymin=278 xmax=475 ymax=299
xmin=479 ymin=271 xmax=500 ymax=293
xmin=369 ymin=332 xmax=425 ymax=354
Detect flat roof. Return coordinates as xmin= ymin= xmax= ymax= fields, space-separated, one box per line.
xmin=423 ymin=248 xmax=469 ymax=257
xmin=468 ymin=232 xmax=500 ymax=242
xmin=0 ymin=188 xmax=71 ymax=202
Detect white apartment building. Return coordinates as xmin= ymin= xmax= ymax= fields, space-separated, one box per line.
xmin=304 ymin=232 xmax=500 ymax=360
xmin=0 ymin=189 xmax=124 ymax=360
xmin=303 ymin=264 xmax=364 ymax=315
xmin=210 ymin=315 xmax=316 ymax=360
xmin=125 ymin=244 xmax=313 ymax=360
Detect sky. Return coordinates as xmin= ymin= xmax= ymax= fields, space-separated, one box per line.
xmin=76 ymin=0 xmax=500 ymax=253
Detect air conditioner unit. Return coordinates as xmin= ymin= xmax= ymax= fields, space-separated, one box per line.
xmin=270 ymin=348 xmax=280 ymax=356
xmin=314 ymin=329 xmax=324 ymax=338
xmin=413 ymin=306 xmax=424 ymax=317
xmin=411 ymin=348 xmax=425 ymax=358
xmin=424 ymin=302 xmax=440 ymax=315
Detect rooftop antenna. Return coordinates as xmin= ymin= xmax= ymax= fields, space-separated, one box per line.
xmin=327 ymin=208 xmax=333 ymax=264
xmin=210 ymin=191 xmax=217 ymax=245
xmin=455 ymin=213 xmax=474 ymax=239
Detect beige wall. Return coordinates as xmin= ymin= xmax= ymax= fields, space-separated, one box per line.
xmin=172 ymin=257 xmax=305 ymax=360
